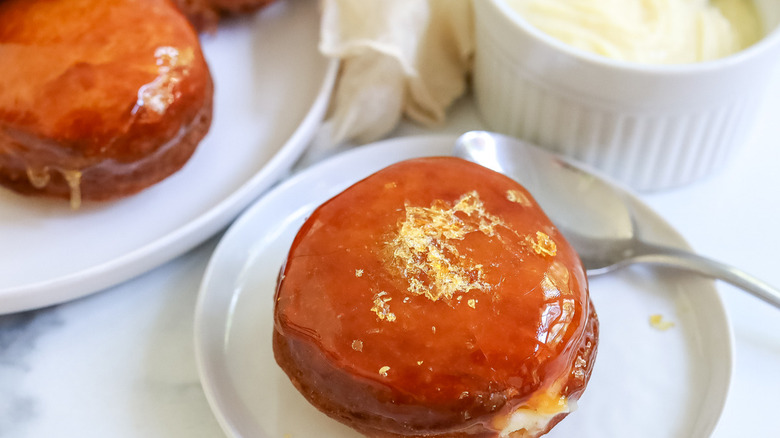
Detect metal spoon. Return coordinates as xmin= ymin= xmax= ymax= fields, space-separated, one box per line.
xmin=454 ymin=130 xmax=780 ymax=309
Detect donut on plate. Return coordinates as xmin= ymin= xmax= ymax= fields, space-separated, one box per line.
xmin=273 ymin=157 xmax=599 ymax=437
xmin=0 ymin=0 xmax=213 ymax=207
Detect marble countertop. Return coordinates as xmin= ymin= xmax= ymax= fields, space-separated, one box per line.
xmin=3 ymin=80 xmax=780 ymax=437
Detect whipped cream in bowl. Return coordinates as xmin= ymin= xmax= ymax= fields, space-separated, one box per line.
xmin=503 ymin=0 xmax=763 ymax=64
xmin=473 ymin=0 xmax=780 ymax=191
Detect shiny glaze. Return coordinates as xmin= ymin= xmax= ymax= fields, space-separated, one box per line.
xmin=274 ymin=157 xmax=598 ymax=436
xmin=0 ymin=0 xmax=212 ymax=202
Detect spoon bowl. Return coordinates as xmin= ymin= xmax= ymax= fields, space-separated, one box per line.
xmin=454 ymin=131 xmax=780 ymax=309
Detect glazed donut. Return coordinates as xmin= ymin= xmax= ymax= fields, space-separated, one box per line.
xmin=273 ymin=157 xmax=599 ymax=437
xmin=0 ymin=0 xmax=213 ymax=206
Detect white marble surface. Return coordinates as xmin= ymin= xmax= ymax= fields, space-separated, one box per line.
xmin=2 ymin=75 xmax=780 ymax=438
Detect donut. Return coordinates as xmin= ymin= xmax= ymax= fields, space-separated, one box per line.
xmin=0 ymin=0 xmax=213 ymax=207
xmin=273 ymin=157 xmax=599 ymax=437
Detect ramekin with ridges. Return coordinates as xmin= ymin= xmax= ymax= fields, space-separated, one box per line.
xmin=473 ymin=0 xmax=780 ymax=191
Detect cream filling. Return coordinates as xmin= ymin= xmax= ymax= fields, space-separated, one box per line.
xmin=499 ymin=398 xmax=575 ymax=437
xmin=494 ymin=373 xmax=576 ymax=437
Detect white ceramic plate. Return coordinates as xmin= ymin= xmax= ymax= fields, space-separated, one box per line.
xmin=195 ymin=135 xmax=733 ymax=438
xmin=0 ymin=0 xmax=338 ymax=313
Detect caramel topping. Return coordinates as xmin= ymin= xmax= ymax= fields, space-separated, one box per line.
xmin=538 ymin=261 xmax=575 ymax=348
xmin=540 ymin=261 xmax=571 ymax=299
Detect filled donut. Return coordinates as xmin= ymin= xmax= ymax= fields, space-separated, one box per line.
xmin=273 ymin=156 xmax=599 ymax=437
xmin=0 ymin=0 xmax=213 ymax=207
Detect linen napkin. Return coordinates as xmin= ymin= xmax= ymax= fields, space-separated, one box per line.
xmin=319 ymin=0 xmax=474 ymax=145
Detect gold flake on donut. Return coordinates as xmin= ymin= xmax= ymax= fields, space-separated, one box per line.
xmin=386 ymin=191 xmax=497 ymax=302
xmin=506 ymin=189 xmax=532 ymax=206
xmin=370 ymin=291 xmax=396 ymax=322
xmin=531 ymin=231 xmax=557 ymax=257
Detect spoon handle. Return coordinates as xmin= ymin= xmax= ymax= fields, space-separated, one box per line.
xmin=633 ymin=245 xmax=780 ymax=309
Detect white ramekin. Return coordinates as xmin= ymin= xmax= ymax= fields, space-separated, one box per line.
xmin=473 ymin=0 xmax=780 ymax=191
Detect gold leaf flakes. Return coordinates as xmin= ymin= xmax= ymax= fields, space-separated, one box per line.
xmin=386 ymin=191 xmax=497 ymax=302
xmin=355 ymin=269 xmax=363 ymax=278
xmin=371 ymin=291 xmax=396 ymax=322
xmin=351 ymin=340 xmax=363 ymax=352
xmin=506 ymin=189 xmax=531 ymax=207
xmin=649 ymin=314 xmax=675 ymax=331
xmin=379 ymin=366 xmax=390 ymax=377
xmin=531 ymin=231 xmax=557 ymax=257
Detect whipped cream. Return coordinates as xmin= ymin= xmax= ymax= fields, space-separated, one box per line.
xmin=504 ymin=0 xmax=762 ymax=63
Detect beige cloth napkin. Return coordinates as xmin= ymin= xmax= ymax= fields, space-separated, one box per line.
xmin=319 ymin=0 xmax=474 ymax=145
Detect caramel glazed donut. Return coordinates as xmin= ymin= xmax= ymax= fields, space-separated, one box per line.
xmin=274 ymin=157 xmax=599 ymax=438
xmin=0 ymin=0 xmax=214 ymax=207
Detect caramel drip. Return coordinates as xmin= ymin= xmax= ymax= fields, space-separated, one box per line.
xmin=24 ymin=166 xmax=82 ymax=209
xmin=61 ymin=169 xmax=82 ymax=209
xmin=26 ymin=166 xmax=51 ymax=189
